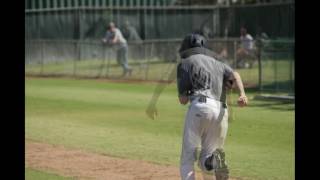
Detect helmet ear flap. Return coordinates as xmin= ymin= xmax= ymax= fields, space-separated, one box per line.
xmin=190 ymin=34 xmax=195 ymax=47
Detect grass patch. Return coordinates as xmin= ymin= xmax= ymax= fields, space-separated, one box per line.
xmin=25 ymin=168 xmax=74 ymax=180
xmin=25 ymin=77 xmax=294 ymax=180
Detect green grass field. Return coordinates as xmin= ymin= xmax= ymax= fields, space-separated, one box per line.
xmin=25 ymin=77 xmax=294 ymax=180
xmin=26 ymin=168 xmax=73 ymax=180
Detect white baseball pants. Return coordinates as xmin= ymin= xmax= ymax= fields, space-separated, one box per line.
xmin=180 ymin=97 xmax=229 ymax=180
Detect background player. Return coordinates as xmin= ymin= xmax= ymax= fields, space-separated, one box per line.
xmin=236 ymin=27 xmax=256 ymax=68
xmin=102 ymin=22 xmax=132 ymax=76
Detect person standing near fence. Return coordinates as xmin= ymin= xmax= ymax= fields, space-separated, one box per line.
xmin=102 ymin=22 xmax=132 ymax=76
xmin=177 ymin=33 xmax=248 ymax=180
xmin=236 ymin=27 xmax=256 ymax=68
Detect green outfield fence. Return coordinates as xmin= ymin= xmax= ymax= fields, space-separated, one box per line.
xmin=259 ymin=40 xmax=294 ymax=94
xmin=25 ymin=38 xmax=294 ymax=94
xmin=25 ymin=2 xmax=294 ymax=40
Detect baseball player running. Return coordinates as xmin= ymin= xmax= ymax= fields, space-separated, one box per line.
xmin=177 ymin=33 xmax=248 ymax=180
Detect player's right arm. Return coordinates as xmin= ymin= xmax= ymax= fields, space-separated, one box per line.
xmin=232 ymin=71 xmax=248 ymax=107
xmin=223 ymin=63 xmax=248 ymax=107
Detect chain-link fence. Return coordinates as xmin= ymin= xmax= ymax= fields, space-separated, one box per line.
xmin=259 ymin=40 xmax=294 ymax=94
xmin=25 ymin=3 xmax=294 ymax=40
xmin=25 ymin=39 xmax=179 ymax=80
xmin=25 ymin=39 xmax=294 ymax=93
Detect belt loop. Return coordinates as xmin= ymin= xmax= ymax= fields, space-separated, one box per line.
xmin=198 ymin=96 xmax=207 ymax=103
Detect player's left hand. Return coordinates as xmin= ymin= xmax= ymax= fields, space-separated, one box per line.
xmin=146 ymin=104 xmax=158 ymax=120
xmin=237 ymin=95 xmax=248 ymax=107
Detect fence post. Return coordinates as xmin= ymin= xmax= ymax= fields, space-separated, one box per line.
xmin=74 ymin=41 xmax=79 ymax=77
xmin=289 ymin=48 xmax=294 ymax=93
xmin=46 ymin=0 xmax=50 ymax=8
xmin=106 ymin=47 xmax=111 ymax=78
xmin=40 ymin=40 xmax=44 ymax=75
xmin=274 ymin=52 xmax=278 ymax=92
xmin=98 ymin=43 xmax=106 ymax=78
xmin=145 ymin=42 xmax=151 ymax=80
xmin=257 ymin=42 xmax=263 ymax=91
xmin=233 ymin=40 xmax=237 ymax=69
xmin=39 ymin=0 xmax=43 ymax=9
xmin=53 ymin=0 xmax=57 ymax=8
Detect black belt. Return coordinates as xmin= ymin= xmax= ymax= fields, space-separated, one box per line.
xmin=198 ymin=96 xmax=207 ymax=103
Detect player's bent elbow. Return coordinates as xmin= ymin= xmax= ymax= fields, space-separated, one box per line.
xmin=233 ymin=71 xmax=240 ymax=77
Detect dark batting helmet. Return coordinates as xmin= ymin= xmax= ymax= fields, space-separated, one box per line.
xmin=179 ymin=33 xmax=207 ymax=53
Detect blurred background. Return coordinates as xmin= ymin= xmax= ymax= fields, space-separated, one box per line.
xmin=25 ymin=0 xmax=294 ymax=95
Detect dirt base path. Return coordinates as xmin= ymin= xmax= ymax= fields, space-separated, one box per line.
xmin=26 ymin=141 xmax=239 ymax=180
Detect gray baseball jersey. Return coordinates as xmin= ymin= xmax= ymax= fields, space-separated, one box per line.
xmin=105 ymin=28 xmax=127 ymax=49
xmin=177 ymin=53 xmax=234 ymax=103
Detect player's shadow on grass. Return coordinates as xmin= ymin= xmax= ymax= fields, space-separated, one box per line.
xmin=246 ymin=100 xmax=295 ymax=111
xmin=237 ymin=85 xmax=295 ymax=111
xmin=261 ymin=80 xmax=294 ymax=92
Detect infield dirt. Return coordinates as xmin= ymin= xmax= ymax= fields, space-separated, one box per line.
xmin=26 ymin=141 xmax=241 ymax=180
